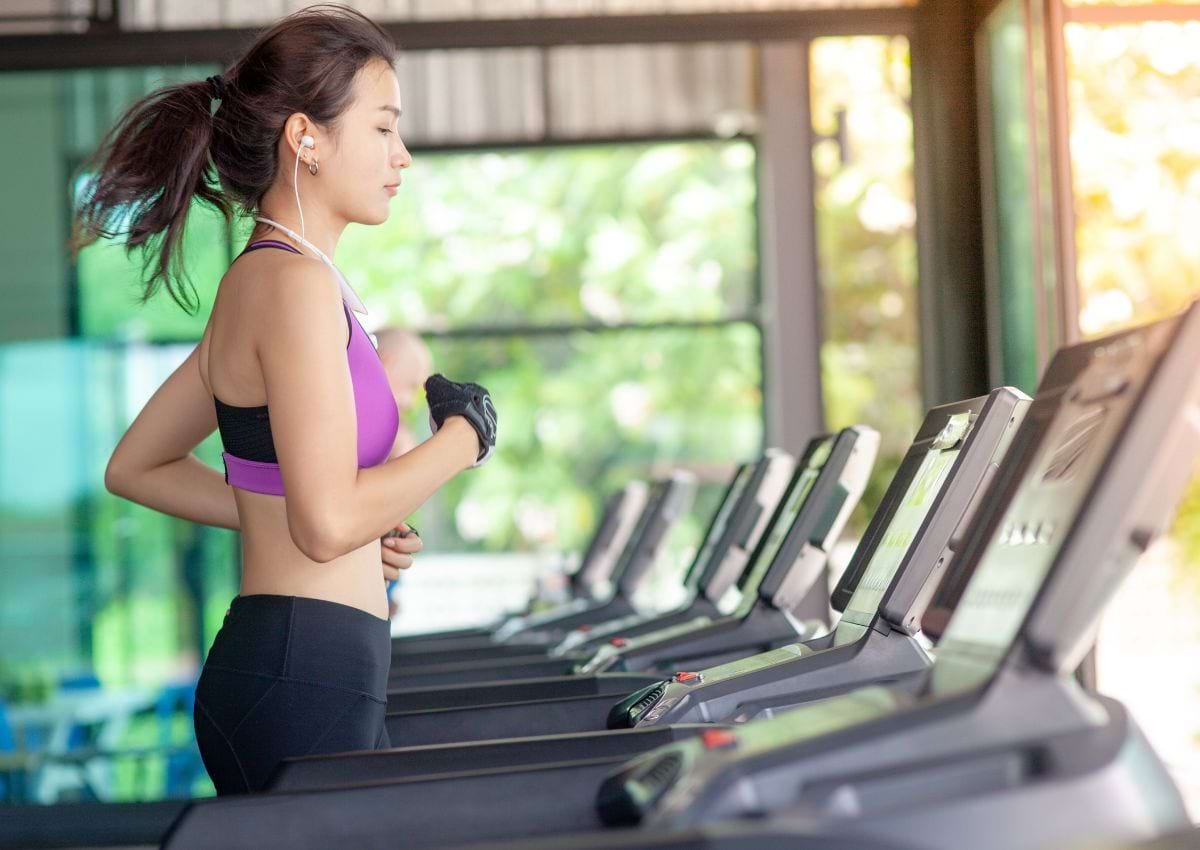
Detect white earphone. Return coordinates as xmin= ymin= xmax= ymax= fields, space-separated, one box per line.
xmin=294 ymin=134 xmax=315 ymax=239
xmin=257 ymin=128 xmax=369 ymax=315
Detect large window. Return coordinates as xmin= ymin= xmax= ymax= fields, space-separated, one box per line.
xmin=338 ymin=141 xmax=762 ymax=560
xmin=1061 ymin=11 xmax=1200 ymax=817
xmin=0 ymin=33 xmax=926 ymax=808
xmin=2 ymin=71 xmax=763 ymax=803
xmin=976 ymin=1 xmax=1200 ymax=817
xmin=810 ymin=35 xmax=921 ymax=519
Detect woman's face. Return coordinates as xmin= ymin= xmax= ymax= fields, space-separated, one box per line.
xmin=315 ymin=59 xmax=412 ymax=227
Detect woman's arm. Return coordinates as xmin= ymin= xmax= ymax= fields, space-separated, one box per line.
xmin=104 ymin=345 xmax=242 ymax=530
xmin=259 ymin=259 xmax=478 ymax=563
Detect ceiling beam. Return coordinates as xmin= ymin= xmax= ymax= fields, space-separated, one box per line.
xmin=0 ymin=7 xmax=913 ymax=72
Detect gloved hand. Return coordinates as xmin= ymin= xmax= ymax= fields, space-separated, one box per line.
xmin=425 ymin=374 xmax=497 ymax=467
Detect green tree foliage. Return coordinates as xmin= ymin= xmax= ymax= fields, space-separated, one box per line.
xmin=337 ymin=141 xmax=763 ymax=552
xmin=811 ymin=37 xmax=922 ymax=518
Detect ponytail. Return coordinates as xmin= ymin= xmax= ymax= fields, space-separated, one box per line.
xmin=68 ymin=78 xmax=234 ymax=314
xmin=67 ymin=5 xmax=397 ymax=316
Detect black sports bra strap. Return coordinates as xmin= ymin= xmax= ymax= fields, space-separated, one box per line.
xmin=239 ymin=239 xmax=303 ymax=257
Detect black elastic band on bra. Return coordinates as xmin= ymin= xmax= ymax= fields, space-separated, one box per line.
xmin=215 ymin=398 xmax=277 ymax=463
xmin=212 ymin=239 xmax=355 ymax=462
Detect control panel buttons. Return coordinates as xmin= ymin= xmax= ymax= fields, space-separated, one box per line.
xmin=700 ymin=728 xmax=738 ymax=750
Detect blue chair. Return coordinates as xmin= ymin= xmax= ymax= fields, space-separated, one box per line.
xmin=57 ymin=673 xmax=102 ymax=753
xmin=0 ymin=698 xmax=20 ymax=802
xmin=154 ymin=682 xmax=204 ymax=798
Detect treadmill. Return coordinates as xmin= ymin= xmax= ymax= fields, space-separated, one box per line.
xmin=267 ymin=388 xmax=1025 ymax=786
xmin=608 ymin=385 xmax=1030 ymax=728
xmin=393 ymin=451 xmax=795 ymax=669
xmin=548 ymin=450 xmax=798 ymax=658
xmin=376 ymin=452 xmax=792 ymax=711
xmin=385 ymin=427 xmax=876 ymax=696
xmin=159 ymin=304 xmax=1200 ymax=850
xmin=390 ymin=480 xmax=651 ymax=655
xmin=396 ymin=471 xmax=697 ymax=659
xmin=403 ymin=812 xmax=1200 ymax=850
xmin=584 ymin=304 xmax=1200 ymax=850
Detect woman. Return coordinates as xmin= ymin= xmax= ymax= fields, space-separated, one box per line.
xmin=69 ymin=6 xmax=498 ymax=794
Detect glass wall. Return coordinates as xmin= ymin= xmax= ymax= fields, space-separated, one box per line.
xmin=810 ymin=34 xmax=922 ymax=520
xmin=976 ymin=0 xmax=1200 ymax=816
xmin=1061 ymin=13 xmax=1200 ymax=817
xmin=0 ymin=33 xmax=927 ymax=807
xmin=0 ymin=66 xmax=765 ymax=805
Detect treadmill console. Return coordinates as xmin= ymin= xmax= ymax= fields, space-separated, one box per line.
xmin=596 ymin=304 xmax=1200 ymax=832
xmin=610 ymin=400 xmax=998 ymax=730
xmin=570 ymin=481 xmax=651 ymax=598
xmin=575 ymin=440 xmax=834 ymax=677
xmin=552 ymin=464 xmax=754 ymax=655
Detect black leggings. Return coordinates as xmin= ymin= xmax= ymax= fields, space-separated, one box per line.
xmin=193 ymin=594 xmax=392 ymax=795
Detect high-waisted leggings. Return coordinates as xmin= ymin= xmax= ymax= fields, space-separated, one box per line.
xmin=193 ymin=593 xmax=392 ymax=795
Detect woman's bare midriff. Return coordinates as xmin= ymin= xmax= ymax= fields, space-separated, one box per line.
xmin=234 ymin=488 xmax=390 ymax=621
xmin=203 ymin=252 xmax=388 ymax=622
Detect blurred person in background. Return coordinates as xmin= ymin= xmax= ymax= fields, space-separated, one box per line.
xmin=376 ymin=326 xmax=434 ymax=617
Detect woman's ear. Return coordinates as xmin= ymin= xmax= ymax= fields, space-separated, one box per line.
xmin=282 ymin=113 xmax=317 ymax=158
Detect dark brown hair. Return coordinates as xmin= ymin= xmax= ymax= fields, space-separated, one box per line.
xmin=68 ymin=4 xmax=397 ymax=314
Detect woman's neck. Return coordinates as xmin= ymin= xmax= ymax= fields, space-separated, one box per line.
xmin=253 ymin=203 xmax=345 ymax=259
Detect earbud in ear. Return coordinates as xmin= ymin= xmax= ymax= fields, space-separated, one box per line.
xmin=300 ymin=135 xmax=315 ymax=149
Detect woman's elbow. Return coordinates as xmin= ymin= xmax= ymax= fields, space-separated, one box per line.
xmin=289 ymin=510 xmax=347 ymax=564
xmin=104 ymin=457 xmax=133 ymax=499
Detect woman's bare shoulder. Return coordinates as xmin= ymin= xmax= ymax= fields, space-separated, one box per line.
xmin=239 ymin=253 xmax=347 ymax=351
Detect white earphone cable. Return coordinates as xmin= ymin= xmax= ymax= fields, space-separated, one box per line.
xmin=256 ymin=135 xmax=367 ymax=314
xmin=293 ymin=142 xmax=306 ymax=242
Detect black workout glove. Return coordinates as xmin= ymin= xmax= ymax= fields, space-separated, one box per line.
xmin=425 ymin=374 xmax=497 ymax=468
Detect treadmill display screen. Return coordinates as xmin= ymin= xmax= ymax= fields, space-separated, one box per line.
xmin=690 ymin=465 xmax=752 ymax=580
xmin=844 ymin=445 xmax=962 ymax=618
xmin=941 ymin=338 xmax=1149 ymax=654
xmin=605 ymin=482 xmax=666 ymax=587
xmin=735 ymin=438 xmax=833 ymax=594
xmin=574 ymin=486 xmax=639 ymax=588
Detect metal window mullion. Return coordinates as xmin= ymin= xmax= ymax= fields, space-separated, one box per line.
xmin=911 ymin=0 xmax=988 ymax=405
xmin=974 ymin=14 xmax=1007 ymax=391
xmin=132 ymin=315 xmax=763 ymax=347
xmin=757 ymin=39 xmax=825 ymax=456
xmin=1022 ymin=0 xmax=1054 ymax=372
xmin=1044 ymin=0 xmax=1079 ymax=346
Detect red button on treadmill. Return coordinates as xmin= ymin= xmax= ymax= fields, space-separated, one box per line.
xmin=672 ymin=671 xmax=703 ymax=684
xmin=700 ymin=728 xmax=738 ymax=750
xmin=578 ymin=625 xmax=591 ymax=633
xmin=610 ymin=637 xmax=628 ymax=647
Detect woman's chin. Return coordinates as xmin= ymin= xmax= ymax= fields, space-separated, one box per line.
xmin=356 ymin=205 xmax=391 ymax=226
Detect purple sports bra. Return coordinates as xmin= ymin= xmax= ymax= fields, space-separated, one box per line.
xmin=213 ymin=239 xmax=399 ymax=496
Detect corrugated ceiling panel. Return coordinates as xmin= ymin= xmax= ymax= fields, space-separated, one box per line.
xmin=53 ymin=41 xmax=755 ymax=148
xmin=121 ymin=0 xmax=909 ymax=31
